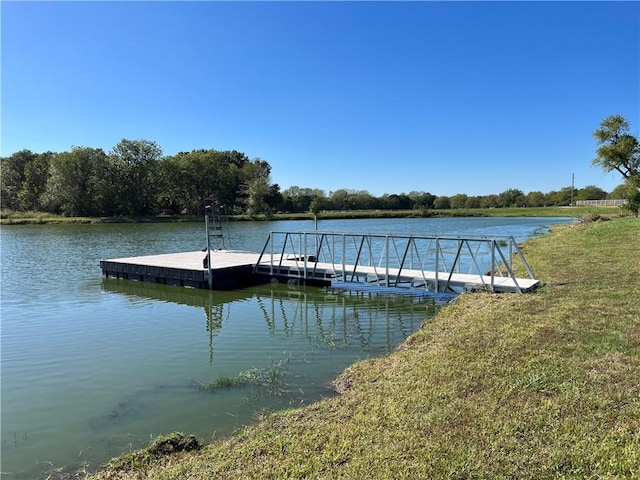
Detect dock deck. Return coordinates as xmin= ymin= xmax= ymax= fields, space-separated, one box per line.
xmin=100 ymin=250 xmax=262 ymax=289
xmin=101 ymin=249 xmax=539 ymax=293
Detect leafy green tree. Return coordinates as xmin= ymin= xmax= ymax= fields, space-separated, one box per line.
xmin=592 ymin=115 xmax=640 ymax=180
xmin=110 ymin=139 xmax=163 ymax=215
xmin=264 ymin=184 xmax=284 ymax=212
xmin=295 ymin=195 xmax=314 ymax=212
xmin=155 ymin=155 xmax=185 ymax=214
xmin=526 ymin=191 xmax=545 ymax=207
xmin=545 ymin=187 xmax=573 ymax=206
xmin=282 ymin=185 xmax=301 ymax=198
xmin=379 ymin=193 xmax=412 ymax=210
xmin=450 ymin=193 xmax=468 ymax=209
xmin=282 ymin=186 xmax=325 ymax=213
xmin=18 ymin=152 xmax=54 ymax=211
xmin=621 ymin=176 xmax=640 ymax=216
xmin=498 ymin=188 xmax=525 ymax=207
xmin=219 ymin=150 xmax=252 ymax=212
xmin=309 ymin=196 xmax=323 ymax=215
xmin=281 ymin=187 xmax=326 ymax=212
xmin=398 ymin=194 xmax=413 ymax=210
xmin=330 ymin=189 xmax=352 ymax=210
xmin=1 ymin=150 xmax=35 ymax=210
xmin=350 ymin=190 xmax=377 ymax=210
xmin=480 ymin=194 xmax=499 ymax=208
xmin=409 ymin=191 xmax=436 ymax=211
xmin=464 ymin=196 xmax=481 ymax=209
xmin=240 ymin=158 xmax=272 ymax=215
xmin=575 ymin=185 xmax=607 ymax=201
xmin=42 ymin=147 xmax=110 ymax=216
xmin=158 ymin=149 xmax=249 ymax=215
xmin=607 ymin=183 xmax=628 ymax=199
xmin=434 ymin=196 xmax=450 ymax=209
xmin=592 ymin=115 xmax=640 ymax=216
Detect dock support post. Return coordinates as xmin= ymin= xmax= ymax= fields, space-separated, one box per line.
xmin=435 ymin=238 xmax=440 ymax=292
xmin=385 ymin=235 xmax=390 ymax=287
xmin=490 ymin=240 xmax=496 ymax=292
xmin=270 ymin=232 xmax=274 ymax=276
xmin=509 ymin=238 xmax=514 ymax=272
xmin=204 ymin=198 xmax=213 ymax=289
xmin=342 ymin=234 xmax=346 ymax=282
xmin=303 ymin=232 xmax=308 ymax=280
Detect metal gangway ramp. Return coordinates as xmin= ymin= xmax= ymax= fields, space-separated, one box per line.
xmin=254 ymin=231 xmax=539 ymax=293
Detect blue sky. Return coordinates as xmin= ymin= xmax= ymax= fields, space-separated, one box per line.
xmin=2 ymin=1 xmax=638 ymax=197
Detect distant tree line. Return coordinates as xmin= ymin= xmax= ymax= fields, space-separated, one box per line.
xmin=1 ymin=140 xmax=274 ymax=217
xmin=0 ymin=137 xmax=631 ymax=218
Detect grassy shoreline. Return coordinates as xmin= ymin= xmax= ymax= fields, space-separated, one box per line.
xmin=0 ymin=206 xmax=625 ymax=225
xmin=87 ymin=216 xmax=639 ymax=479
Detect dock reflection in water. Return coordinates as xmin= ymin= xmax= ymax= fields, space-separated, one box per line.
xmin=101 ymin=277 xmax=454 ymax=365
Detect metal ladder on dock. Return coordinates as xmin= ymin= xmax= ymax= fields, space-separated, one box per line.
xmin=203 ymin=198 xmax=229 ymax=289
xmin=206 ymin=201 xmax=227 ymax=251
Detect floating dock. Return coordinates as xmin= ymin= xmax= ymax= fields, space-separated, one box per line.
xmin=101 ymin=226 xmax=541 ymax=294
xmin=100 ymin=239 xmax=540 ymax=294
xmin=100 ymin=250 xmax=262 ymax=290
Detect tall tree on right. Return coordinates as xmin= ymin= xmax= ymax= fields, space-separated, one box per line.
xmin=592 ymin=115 xmax=640 ymax=216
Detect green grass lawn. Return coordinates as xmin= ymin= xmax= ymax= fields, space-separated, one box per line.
xmin=87 ymin=216 xmax=640 ymax=479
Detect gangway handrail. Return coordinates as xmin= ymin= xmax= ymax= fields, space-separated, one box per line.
xmin=254 ymin=231 xmax=537 ymax=293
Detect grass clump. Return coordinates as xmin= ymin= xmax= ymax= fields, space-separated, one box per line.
xmin=98 ymin=432 xmax=200 ymax=478
xmin=239 ymin=359 xmax=292 ymax=396
xmin=196 ymin=373 xmax=247 ymax=391
xmin=197 ymin=359 xmax=291 ymax=395
xmin=89 ymin=218 xmax=640 ymax=479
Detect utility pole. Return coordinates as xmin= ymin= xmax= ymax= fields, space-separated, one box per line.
xmin=571 ymin=173 xmax=575 ymax=206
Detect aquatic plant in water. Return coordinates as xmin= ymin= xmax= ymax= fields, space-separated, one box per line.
xmin=196 ymin=373 xmax=247 ymax=391
xmin=197 ymin=358 xmax=292 ymax=396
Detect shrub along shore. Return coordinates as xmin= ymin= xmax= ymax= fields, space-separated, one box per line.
xmin=84 ymin=215 xmax=640 ymax=479
xmin=0 ymin=205 xmax=625 ymax=224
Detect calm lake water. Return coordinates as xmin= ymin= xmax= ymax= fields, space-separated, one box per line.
xmin=1 ymin=217 xmax=569 ymax=478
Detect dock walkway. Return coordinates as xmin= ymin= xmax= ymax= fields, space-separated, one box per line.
xmin=259 ymin=258 xmax=539 ymax=293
